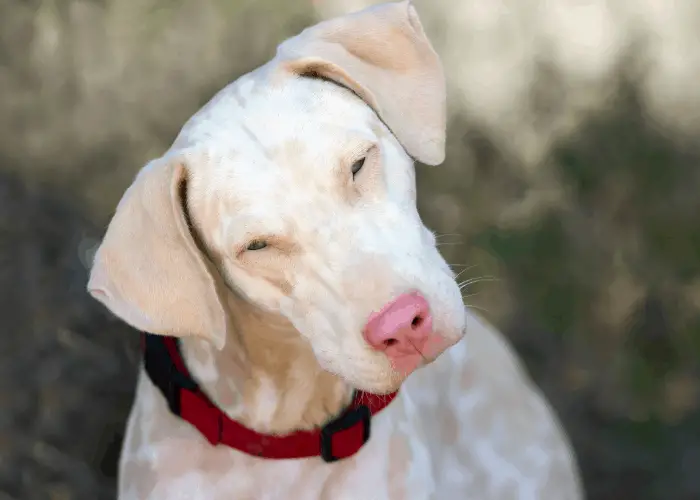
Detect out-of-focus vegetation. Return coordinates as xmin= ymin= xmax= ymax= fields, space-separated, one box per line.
xmin=1 ymin=1 xmax=698 ymax=499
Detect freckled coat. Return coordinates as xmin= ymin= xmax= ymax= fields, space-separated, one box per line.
xmin=119 ymin=313 xmax=581 ymax=499
xmin=88 ymin=2 xmax=584 ymax=499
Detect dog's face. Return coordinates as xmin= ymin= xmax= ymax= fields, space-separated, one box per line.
xmin=87 ymin=1 xmax=460 ymax=394
xmin=185 ymin=76 xmax=465 ymax=393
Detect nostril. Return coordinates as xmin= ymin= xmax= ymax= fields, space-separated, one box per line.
xmin=411 ymin=314 xmax=424 ymax=329
xmin=363 ymin=292 xmax=433 ymax=352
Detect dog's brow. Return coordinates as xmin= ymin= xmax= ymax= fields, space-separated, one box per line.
xmin=232 ymin=84 xmax=249 ymax=110
xmin=241 ymin=123 xmax=274 ymax=162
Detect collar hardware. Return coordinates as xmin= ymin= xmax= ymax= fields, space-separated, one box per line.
xmin=320 ymin=403 xmax=371 ymax=463
xmin=141 ymin=332 xmax=397 ymax=462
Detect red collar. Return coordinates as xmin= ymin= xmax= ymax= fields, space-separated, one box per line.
xmin=142 ymin=333 xmax=398 ymax=462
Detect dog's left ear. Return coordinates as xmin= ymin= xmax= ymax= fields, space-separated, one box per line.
xmin=86 ymin=153 xmax=232 ymax=351
xmin=276 ymin=0 xmax=446 ymax=165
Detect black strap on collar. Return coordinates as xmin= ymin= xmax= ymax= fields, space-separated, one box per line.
xmin=142 ymin=333 xmax=198 ymax=415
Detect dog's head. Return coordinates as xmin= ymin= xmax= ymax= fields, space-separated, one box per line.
xmin=88 ymin=1 xmax=465 ymax=394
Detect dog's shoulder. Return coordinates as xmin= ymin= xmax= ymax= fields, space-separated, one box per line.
xmin=401 ymin=310 xmax=583 ymax=499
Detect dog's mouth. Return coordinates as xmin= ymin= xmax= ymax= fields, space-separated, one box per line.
xmin=387 ymin=332 xmax=456 ymax=375
xmin=344 ymin=331 xmax=460 ymax=395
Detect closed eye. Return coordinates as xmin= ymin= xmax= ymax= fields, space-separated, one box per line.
xmin=245 ymin=239 xmax=268 ymax=251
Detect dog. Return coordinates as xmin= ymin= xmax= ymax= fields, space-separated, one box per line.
xmin=87 ymin=2 xmax=583 ymax=498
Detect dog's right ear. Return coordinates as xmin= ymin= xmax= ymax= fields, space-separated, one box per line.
xmin=275 ymin=0 xmax=446 ymax=166
xmin=87 ymin=154 xmax=229 ymax=350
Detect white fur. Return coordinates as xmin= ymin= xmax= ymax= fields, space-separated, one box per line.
xmin=107 ymin=6 xmax=583 ymax=498
xmin=182 ymin=73 xmax=465 ymax=394
xmin=120 ymin=315 xmax=582 ymax=499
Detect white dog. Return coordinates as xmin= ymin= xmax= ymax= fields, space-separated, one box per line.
xmin=87 ymin=2 xmax=583 ymax=498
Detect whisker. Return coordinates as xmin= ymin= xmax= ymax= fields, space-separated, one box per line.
xmin=465 ymin=303 xmax=491 ymax=315
xmin=458 ymin=276 xmax=499 ymax=289
xmin=453 ymin=268 xmax=472 ymax=281
xmin=434 ymin=232 xmax=463 ymax=247
xmin=448 ymin=263 xmax=475 ymax=268
xmin=450 ymin=263 xmax=478 ymax=270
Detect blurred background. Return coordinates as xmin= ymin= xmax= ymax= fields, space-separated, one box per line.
xmin=1 ymin=0 xmax=699 ymax=498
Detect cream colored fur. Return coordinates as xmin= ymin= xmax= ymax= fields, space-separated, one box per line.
xmin=87 ymin=2 xmax=583 ymax=498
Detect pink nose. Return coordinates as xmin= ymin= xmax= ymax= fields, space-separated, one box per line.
xmin=363 ymin=292 xmax=433 ymax=355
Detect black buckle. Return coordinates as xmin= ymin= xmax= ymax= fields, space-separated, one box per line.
xmin=319 ymin=404 xmax=371 ymax=463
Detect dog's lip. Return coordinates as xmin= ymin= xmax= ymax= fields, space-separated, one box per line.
xmin=338 ymin=331 xmax=462 ymax=394
xmin=358 ymin=384 xmax=403 ymax=396
xmin=381 ymin=335 xmax=450 ymax=380
xmin=422 ymin=331 xmax=458 ymax=356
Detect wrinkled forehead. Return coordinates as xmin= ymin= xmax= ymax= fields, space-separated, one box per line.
xmin=186 ymin=75 xmax=385 ymax=236
xmin=237 ymin=74 xmax=381 ymax=146
xmin=214 ymin=75 xmax=380 ymax=176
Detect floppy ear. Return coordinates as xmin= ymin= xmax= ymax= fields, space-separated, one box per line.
xmin=87 ymin=154 xmax=229 ymax=350
xmin=275 ymin=0 xmax=446 ymax=165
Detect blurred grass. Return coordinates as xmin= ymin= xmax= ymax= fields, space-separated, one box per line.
xmin=418 ymin=82 xmax=700 ymax=499
xmin=1 ymin=1 xmax=699 ymax=499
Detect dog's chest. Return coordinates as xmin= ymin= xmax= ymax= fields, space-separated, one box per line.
xmin=119 ymin=336 xmax=579 ymax=500
xmin=121 ymin=395 xmax=437 ymax=500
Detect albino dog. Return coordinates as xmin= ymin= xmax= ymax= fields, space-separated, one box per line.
xmin=87 ymin=2 xmax=583 ymax=498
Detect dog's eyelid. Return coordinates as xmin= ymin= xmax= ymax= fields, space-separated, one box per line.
xmin=235 ymin=234 xmax=296 ymax=258
xmin=349 ymin=143 xmax=377 ymax=179
xmin=351 ymin=157 xmax=365 ymax=177
xmin=236 ymin=237 xmax=272 ymax=257
xmin=246 ymin=239 xmax=268 ymax=251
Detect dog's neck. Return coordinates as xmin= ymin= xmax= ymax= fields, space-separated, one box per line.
xmin=179 ymin=292 xmax=354 ymax=435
